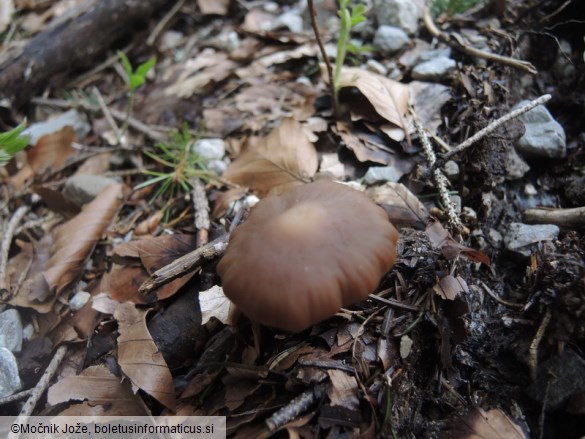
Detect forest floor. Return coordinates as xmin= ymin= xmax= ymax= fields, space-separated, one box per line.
xmin=0 ymin=0 xmax=584 ymax=438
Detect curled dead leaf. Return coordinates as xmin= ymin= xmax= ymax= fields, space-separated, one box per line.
xmin=223 ymin=118 xmax=318 ymax=196
xmin=426 ymin=219 xmax=490 ymax=265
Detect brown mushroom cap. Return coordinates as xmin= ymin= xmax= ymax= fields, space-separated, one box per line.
xmin=217 ymin=180 xmax=399 ymax=332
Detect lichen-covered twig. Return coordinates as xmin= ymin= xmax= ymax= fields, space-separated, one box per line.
xmin=529 ymin=310 xmax=552 ymax=381
xmin=411 ymin=108 xmax=462 ymax=230
xmin=266 ymin=384 xmax=326 ymax=431
xmin=191 ymin=177 xmax=210 ymax=246
xmin=433 ymin=94 xmax=552 ymax=170
xmin=423 ymin=5 xmax=537 ymax=74
xmin=0 ymin=206 xmax=29 ymax=294
xmin=9 ymin=345 xmax=68 ymax=439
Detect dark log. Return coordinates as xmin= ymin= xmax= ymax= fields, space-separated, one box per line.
xmin=0 ymin=0 xmax=172 ymax=110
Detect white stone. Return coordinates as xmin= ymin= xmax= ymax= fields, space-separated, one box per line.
xmin=364 ymin=166 xmax=403 ymax=184
xmin=193 ymin=138 xmax=226 ymax=160
xmin=373 ymin=0 xmax=422 ymax=34
xmin=504 ymin=223 xmax=560 ymax=257
xmin=412 ymin=57 xmax=456 ymax=80
xmin=513 ymin=100 xmax=566 ymax=158
xmin=0 ymin=348 xmax=21 ymax=398
xmin=374 ymin=26 xmax=410 ymax=54
xmin=0 ymin=309 xmax=23 ymax=353
xmin=69 ymin=291 xmax=91 ymax=311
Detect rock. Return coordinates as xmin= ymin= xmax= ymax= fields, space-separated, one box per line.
xmin=513 ymin=100 xmax=566 ymax=158
xmin=364 ymin=166 xmax=403 ymax=184
xmin=504 ymin=147 xmax=530 ymax=180
xmin=409 ymin=81 xmax=451 ymax=133
xmin=23 ymin=109 xmax=90 ymax=144
xmin=276 ymin=10 xmax=304 ymax=33
xmin=63 ymin=175 xmax=119 ymax=206
xmin=69 ymin=291 xmax=91 ymax=311
xmin=373 ymin=0 xmax=422 ymax=34
xmin=366 ymin=59 xmax=388 ymax=76
xmin=412 ymin=57 xmax=456 ymax=80
xmin=373 ymin=25 xmax=410 ymax=54
xmin=0 ymin=309 xmax=23 ymax=353
xmin=443 ymin=160 xmax=459 ymax=179
xmin=0 ymin=347 xmax=22 ymax=398
xmin=504 ymin=223 xmax=560 ymax=257
xmin=193 ymin=138 xmax=225 ymax=160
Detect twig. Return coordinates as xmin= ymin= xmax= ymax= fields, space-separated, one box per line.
xmin=529 ymin=310 xmax=551 ymax=381
xmin=147 ymin=0 xmax=186 ymax=46
xmin=266 ymin=384 xmax=326 ymax=431
xmin=0 ymin=206 xmax=29 ymax=294
xmin=411 ymin=107 xmax=461 ymax=230
xmin=92 ymin=86 xmax=123 ymax=143
xmin=30 ymin=97 xmax=168 ymax=142
xmin=0 ymin=388 xmax=34 ymax=406
xmin=480 ymin=281 xmax=524 ymax=309
xmin=369 ymin=293 xmax=419 ymax=312
xmin=524 ymin=206 xmax=585 ymax=229
xmin=431 ymin=94 xmax=552 ymax=172
xmin=307 ymin=0 xmax=339 ymax=118
xmin=191 ymin=178 xmax=210 ymax=247
xmin=139 ymin=234 xmax=229 ymax=294
xmin=9 ymin=345 xmax=68 ymax=439
xmin=422 ymin=5 xmax=537 ymax=74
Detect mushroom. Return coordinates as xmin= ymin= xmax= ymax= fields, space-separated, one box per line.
xmin=217 ymin=179 xmax=399 ymax=332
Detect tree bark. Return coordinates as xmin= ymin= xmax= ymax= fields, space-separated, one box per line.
xmin=0 ymin=0 xmax=172 ymax=110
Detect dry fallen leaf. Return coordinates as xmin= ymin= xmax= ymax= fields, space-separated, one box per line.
xmin=425 ymin=219 xmax=490 ymax=265
xmin=0 ymin=0 xmax=14 ymax=33
xmin=47 ymin=364 xmax=145 ymax=415
xmin=10 ymin=126 xmax=76 ymax=189
xmin=197 ymin=0 xmax=229 ymax=15
xmin=337 ymin=67 xmax=410 ymax=132
xmin=43 ymin=183 xmax=125 ymax=294
xmin=366 ymin=182 xmax=429 ymax=229
xmin=443 ymin=407 xmax=527 ymax=439
xmin=223 ymin=118 xmax=318 ymax=196
xmin=327 ymin=369 xmax=359 ymax=411
xmin=115 ymin=302 xmax=177 ymax=410
xmin=433 ymin=275 xmax=470 ymax=300
xmin=199 ymin=285 xmax=236 ymax=325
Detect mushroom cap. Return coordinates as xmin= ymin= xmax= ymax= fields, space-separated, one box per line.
xmin=217 ymin=180 xmax=399 ymax=332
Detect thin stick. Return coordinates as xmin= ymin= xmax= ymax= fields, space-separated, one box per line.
xmin=480 ymin=281 xmax=524 ymax=309
xmin=529 ymin=310 xmax=551 ymax=381
xmin=139 ymin=234 xmax=229 ymax=294
xmin=0 ymin=388 xmax=34 ymax=405
xmin=147 ymin=0 xmax=186 ymax=46
xmin=440 ymin=94 xmax=551 ymax=165
xmin=0 ymin=206 xmax=29 ymax=293
xmin=411 ymin=107 xmax=461 ymax=230
xmin=307 ymin=0 xmax=339 ymax=118
xmin=191 ymin=178 xmax=210 ymax=247
xmin=9 ymin=345 xmax=68 ymax=439
xmin=423 ymin=6 xmax=537 ymax=74
xmin=93 ymin=86 xmax=123 ymax=142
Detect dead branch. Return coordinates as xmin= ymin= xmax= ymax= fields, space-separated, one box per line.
xmin=0 ymin=0 xmax=173 ymax=109
xmin=139 ymin=234 xmax=229 ymax=294
xmin=524 ymin=206 xmax=585 ymax=229
xmin=0 ymin=206 xmax=29 ymax=294
xmin=422 ymin=5 xmax=537 ymax=74
xmin=8 ymin=345 xmax=68 ymax=439
xmin=266 ymin=384 xmax=326 ymax=431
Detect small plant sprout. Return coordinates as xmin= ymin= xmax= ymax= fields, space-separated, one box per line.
xmin=332 ymin=0 xmax=368 ymax=114
xmin=0 ymin=121 xmax=30 ymax=168
xmin=135 ymin=127 xmax=215 ymax=218
xmin=117 ymin=51 xmax=156 ymax=137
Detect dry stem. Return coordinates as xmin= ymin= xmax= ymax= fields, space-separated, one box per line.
xmin=0 ymin=206 xmax=29 ymax=294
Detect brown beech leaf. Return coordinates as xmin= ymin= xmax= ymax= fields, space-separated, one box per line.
xmin=197 ymin=0 xmax=229 ymax=15
xmin=444 ymin=407 xmax=527 ymax=439
xmin=327 ymin=369 xmax=359 ymax=411
xmin=338 ymin=67 xmax=410 ymax=131
xmin=223 ymin=118 xmax=318 ymax=196
xmin=110 ymin=234 xmax=198 ymax=302
xmin=47 ymin=364 xmax=145 ymax=415
xmin=43 ymin=183 xmax=125 ymax=294
xmin=433 ymin=275 xmax=470 ymax=300
xmin=11 ymin=126 xmax=76 ymax=189
xmin=115 ymin=302 xmax=177 ymax=410
xmin=366 ymin=182 xmax=429 ymax=229
xmin=425 ymin=219 xmax=490 ymax=266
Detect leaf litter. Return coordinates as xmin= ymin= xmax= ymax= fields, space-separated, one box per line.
xmin=0 ymin=1 xmax=582 ymax=438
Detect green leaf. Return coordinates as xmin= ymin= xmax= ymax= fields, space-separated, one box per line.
xmin=350 ymin=4 xmax=367 ymax=26
xmin=135 ymin=56 xmax=156 ymax=78
xmin=117 ymin=50 xmax=133 ymax=76
xmin=0 ymin=121 xmax=30 ymax=167
xmin=129 ymin=74 xmax=146 ymax=91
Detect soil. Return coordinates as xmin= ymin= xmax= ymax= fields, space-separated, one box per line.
xmin=0 ymin=0 xmax=584 ymax=438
